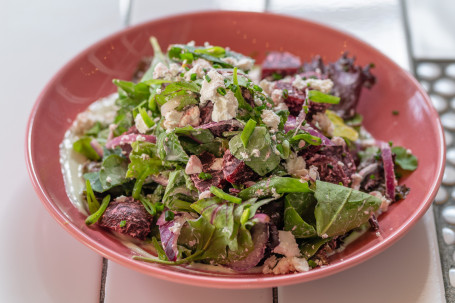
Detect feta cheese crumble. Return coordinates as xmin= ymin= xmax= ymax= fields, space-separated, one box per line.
xmin=261 ymin=109 xmax=280 ymax=131
xmin=292 ymin=75 xmax=334 ymax=94
xmin=185 ymin=155 xmax=203 ymax=175
xmin=199 ymin=70 xmax=238 ymax=122
xmin=273 ymin=230 xmax=301 ymax=257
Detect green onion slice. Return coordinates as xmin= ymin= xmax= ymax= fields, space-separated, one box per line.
xmin=86 ymin=179 xmax=100 ymax=214
xmin=85 ymin=195 xmax=111 ymax=225
xmin=139 ymin=107 xmax=155 ymax=128
xmin=209 ymin=186 xmax=242 ymax=204
xmin=240 ymin=119 xmax=257 ymax=148
xmin=307 ymin=90 xmax=340 ymax=104
xmin=291 ymin=133 xmax=322 ymax=146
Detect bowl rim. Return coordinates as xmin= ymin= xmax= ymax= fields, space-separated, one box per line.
xmin=25 ymin=10 xmax=446 ymax=289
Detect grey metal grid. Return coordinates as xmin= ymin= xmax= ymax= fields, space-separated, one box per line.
xmin=413 ymin=58 xmax=455 ymax=302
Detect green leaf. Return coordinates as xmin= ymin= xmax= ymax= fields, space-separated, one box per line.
xmin=229 ymin=127 xmax=280 ymax=176
xmin=113 ymin=80 xmax=151 ymax=109
xmin=314 ymin=181 xmax=381 ymax=237
xmin=284 ymin=193 xmax=317 ymax=238
xmin=209 ymin=186 xmax=242 ymax=204
xmin=99 ymin=155 xmax=129 ymax=190
xmin=126 ymin=141 xmax=163 ymax=179
xmin=300 ymin=237 xmax=332 ymax=259
xmin=157 ymin=131 xmax=189 ymax=163
xmin=162 ymin=169 xmax=197 ymax=208
xmin=240 ymin=119 xmax=257 ymax=147
xmin=308 ymin=90 xmax=340 ymax=104
xmin=238 ymin=177 xmax=311 ymax=200
xmin=140 ymin=37 xmax=169 ymax=82
xmin=392 ymin=146 xmax=418 ymax=171
xmin=73 ymin=137 xmax=101 ymax=161
xmin=191 ymin=197 xmax=235 ymax=238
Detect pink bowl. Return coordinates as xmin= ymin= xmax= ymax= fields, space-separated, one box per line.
xmin=26 ymin=11 xmax=445 ymax=288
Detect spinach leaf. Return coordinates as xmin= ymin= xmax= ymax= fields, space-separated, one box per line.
xmin=99 ymin=154 xmax=129 ymax=190
xmin=300 ymin=237 xmax=332 ymax=259
xmin=126 ymin=141 xmax=163 ymax=179
xmin=179 ymin=137 xmax=226 ymax=157
xmin=392 ymin=146 xmax=418 ymax=171
xmin=191 ymin=197 xmax=235 ymax=238
xmin=229 ymin=126 xmax=280 ymax=176
xmin=83 ymin=171 xmax=104 ymax=193
xmin=238 ymin=177 xmax=311 ymax=200
xmin=113 ymin=80 xmax=151 ymax=109
xmin=157 ymin=131 xmax=189 ymax=163
xmin=141 ymin=37 xmax=169 ymax=82
xmin=314 ymin=181 xmax=381 ymax=237
xmin=173 ymin=126 xmax=214 ymax=144
xmin=73 ymin=137 xmax=100 ymax=161
xmin=168 ymin=44 xmax=232 ymax=67
xmin=162 ymin=169 xmax=197 ymax=208
xmin=284 ymin=193 xmax=317 ymax=238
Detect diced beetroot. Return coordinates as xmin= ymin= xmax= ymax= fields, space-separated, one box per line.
xmin=274 ymin=81 xmax=329 ymax=118
xmin=197 ymin=119 xmax=243 ymax=137
xmin=301 ymin=145 xmax=356 ymax=186
xmin=98 ymin=196 xmax=153 ymax=240
xmin=261 ymin=51 xmax=301 ymax=79
xmin=222 ymin=150 xmax=259 ymax=184
xmin=190 ymin=152 xmax=226 ymax=192
xmin=199 ymin=101 xmax=213 ymax=125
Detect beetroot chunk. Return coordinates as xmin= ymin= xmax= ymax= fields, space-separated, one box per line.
xmin=98 ymin=196 xmax=153 ymax=240
xmin=222 ymin=150 xmax=259 ymax=184
xmin=199 ymin=101 xmax=213 ymax=125
xmin=190 ymin=152 xmax=226 ymax=192
xmin=261 ymin=51 xmax=301 ymax=79
xmin=301 ymin=145 xmax=356 ymax=186
xmin=274 ymin=81 xmax=329 ymax=118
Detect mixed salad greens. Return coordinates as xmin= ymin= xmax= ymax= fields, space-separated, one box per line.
xmin=67 ymin=38 xmax=418 ymax=274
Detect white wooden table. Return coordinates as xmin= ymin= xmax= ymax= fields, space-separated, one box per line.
xmin=0 ymin=0 xmax=449 ymax=302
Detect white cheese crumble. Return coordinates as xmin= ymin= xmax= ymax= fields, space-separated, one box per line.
xmin=370 ymin=191 xmax=392 ymax=214
xmin=292 ymin=75 xmax=334 ymax=94
xmin=161 ymin=96 xmax=200 ymax=130
xmin=312 ymin=112 xmax=334 ymax=136
xmin=261 ymin=110 xmax=280 ymax=131
xmin=199 ymin=190 xmax=212 ymax=200
xmin=185 ymin=155 xmax=203 ymax=175
xmin=184 ymin=58 xmax=212 ymax=81
xmin=259 ymin=79 xmax=275 ymax=95
xmin=152 ymin=62 xmax=182 ymax=81
xmin=134 ymin=113 xmax=150 ymax=134
xmin=221 ymin=56 xmax=254 ymax=71
xmin=199 ymin=70 xmax=238 ymax=122
xmin=210 ymin=158 xmax=224 ymax=171
xmin=251 ymin=149 xmax=260 ymax=157
xmin=180 ymin=106 xmax=200 ymax=128
xmin=273 ymin=230 xmax=301 ymax=257
xmin=262 ymin=256 xmax=310 ymax=275
xmin=285 ymin=153 xmax=308 ymax=178
xmin=331 ymin=136 xmax=346 ymax=147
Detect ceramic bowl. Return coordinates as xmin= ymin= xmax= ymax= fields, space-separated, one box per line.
xmin=26 ymin=11 xmax=445 ymax=288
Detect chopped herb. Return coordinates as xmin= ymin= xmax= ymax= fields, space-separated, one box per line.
xmin=209 ymin=186 xmax=242 ymax=204
xmin=308 ymin=260 xmax=318 ymax=268
xmin=370 ymin=175 xmax=376 ymax=179
xmin=119 ymin=220 xmax=126 ymax=227
xmin=240 ymin=119 xmax=257 ymax=147
xmin=205 ymin=74 xmax=211 ymax=82
xmin=85 ymin=195 xmax=111 ymax=225
xmin=198 ymin=172 xmax=213 ymax=180
xmin=253 ymin=85 xmax=263 ymax=92
xmin=185 ymin=66 xmax=190 ymax=71
xmin=307 ymin=90 xmax=340 ymax=104
xmin=272 ymin=72 xmax=283 ymax=80
xmin=180 ymin=72 xmax=185 ymax=77
xmin=392 ymin=110 xmax=399 ymax=115
xmin=388 ymin=141 xmax=393 ymax=147
xmin=165 ymin=210 xmax=175 ymax=221
xmin=139 ymin=107 xmax=155 ymax=128
xmin=217 ymin=87 xmax=227 ymax=96
xmin=282 ymin=89 xmax=289 ymax=99
xmin=190 ymin=73 xmax=197 ymax=81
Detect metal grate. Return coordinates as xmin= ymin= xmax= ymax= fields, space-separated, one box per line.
xmin=413 ymin=58 xmax=455 ymax=302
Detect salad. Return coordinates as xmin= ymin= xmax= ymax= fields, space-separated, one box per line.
xmin=62 ymin=38 xmax=418 ymax=274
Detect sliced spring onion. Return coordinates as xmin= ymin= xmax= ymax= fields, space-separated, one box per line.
xmin=194 ymin=46 xmax=226 ymax=57
xmin=307 ymin=90 xmax=340 ymax=104
xmin=198 ymin=172 xmax=213 ymax=180
xmin=240 ymin=208 xmax=251 ymax=225
xmin=291 ymin=133 xmax=322 ymax=146
xmin=132 ymin=168 xmax=151 ymax=199
xmin=85 ymin=195 xmax=111 ymax=225
xmin=139 ymin=195 xmax=157 ymax=216
xmin=190 ymin=73 xmax=197 ymax=81
xmin=205 ymin=74 xmax=211 ymax=82
xmin=209 ymin=186 xmax=242 ymax=204
xmin=85 ymin=179 xmax=100 ymax=214
xmin=217 ymin=87 xmax=227 ymax=96
xmin=139 ymin=107 xmax=155 ymax=128
xmin=165 ymin=210 xmax=175 ymax=221
xmin=240 ymin=119 xmax=257 ymax=148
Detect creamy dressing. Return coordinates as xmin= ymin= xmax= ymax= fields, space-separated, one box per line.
xmin=59 ymin=93 xmax=118 ymax=215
